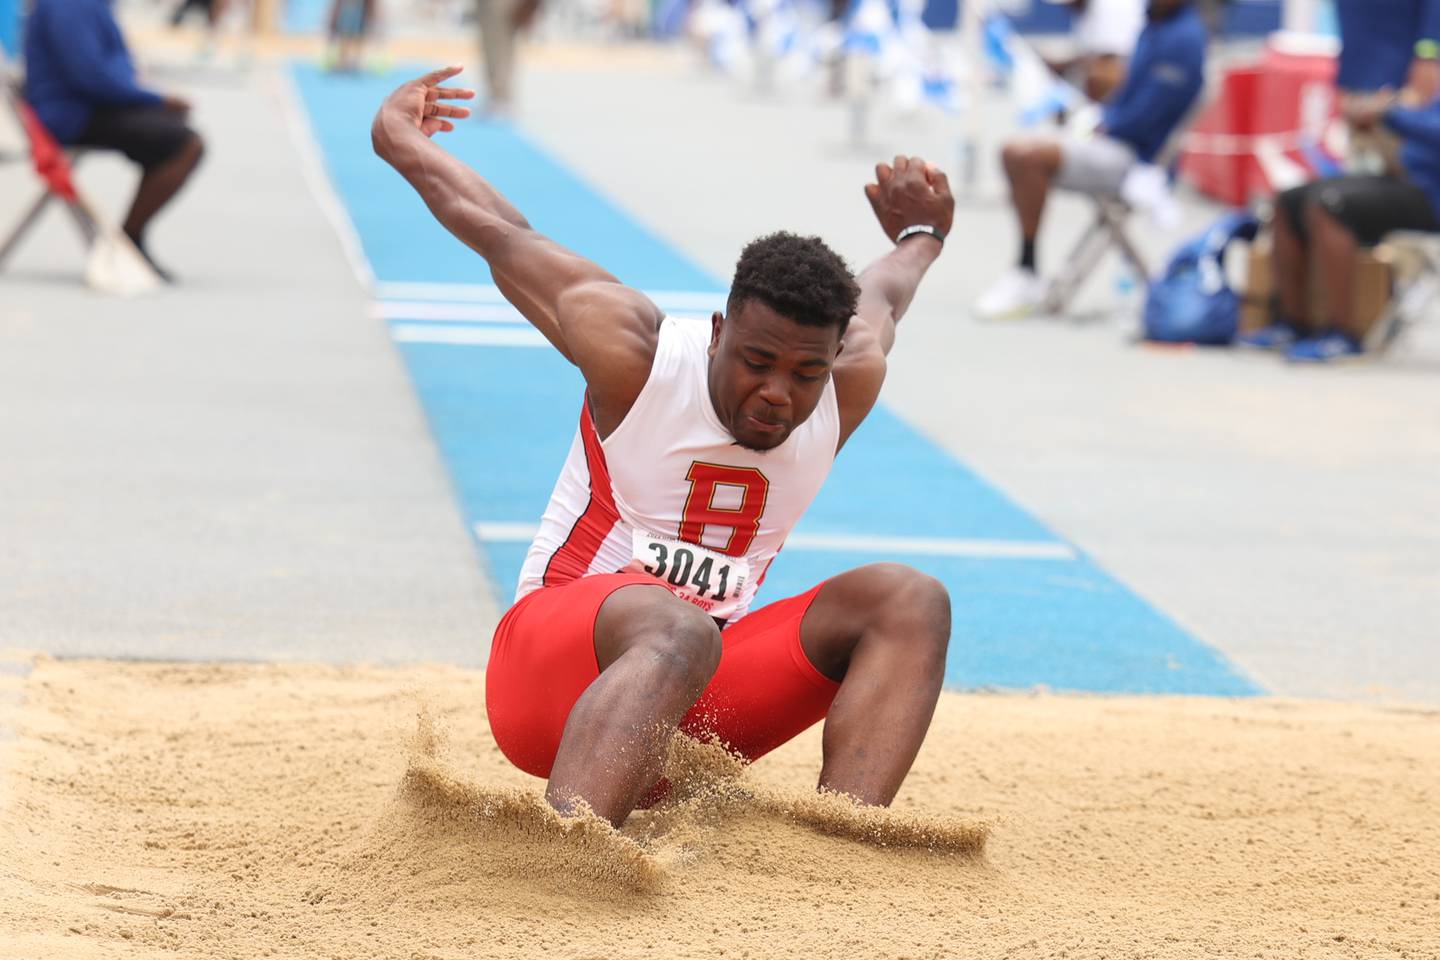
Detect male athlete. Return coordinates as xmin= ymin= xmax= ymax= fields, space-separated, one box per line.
xmin=373 ymin=67 xmax=956 ymax=828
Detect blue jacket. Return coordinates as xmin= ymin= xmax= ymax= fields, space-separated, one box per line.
xmin=23 ymin=0 xmax=162 ymax=142
xmin=1101 ymin=4 xmax=1208 ymax=164
xmin=1337 ymin=0 xmax=1440 ymax=93
xmin=1388 ymin=99 xmax=1440 ymax=217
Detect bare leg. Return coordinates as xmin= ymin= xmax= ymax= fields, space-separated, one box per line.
xmin=122 ymin=133 xmax=204 ymax=248
xmin=1001 ymin=141 xmax=1063 ymax=268
xmin=170 ymin=0 xmax=200 ymax=27
xmin=1273 ymin=198 xmax=1309 ymax=327
xmin=1307 ymin=202 xmax=1363 ymax=338
xmin=478 ymin=0 xmax=520 ymax=112
xmin=799 ymin=563 xmax=950 ymax=805
xmin=545 ymin=585 xmax=721 ymax=826
xmin=826 ymin=0 xmax=847 ymax=96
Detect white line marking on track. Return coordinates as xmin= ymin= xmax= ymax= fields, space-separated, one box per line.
xmin=273 ymin=67 xmax=376 ymax=292
xmin=473 ymin=522 xmax=1077 ymax=560
xmin=392 ymin=324 xmax=549 ymax=347
xmin=373 ymin=301 xmax=528 ymax=323
xmin=782 ymin=533 xmax=1076 ymax=560
xmin=473 ymin=522 xmax=547 ymax=540
xmin=377 ymin=282 xmax=725 ymax=313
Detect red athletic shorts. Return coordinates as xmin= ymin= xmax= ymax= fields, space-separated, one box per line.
xmin=485 ymin=572 xmax=840 ymax=779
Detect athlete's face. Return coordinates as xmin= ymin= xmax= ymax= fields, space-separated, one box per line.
xmin=707 ymin=300 xmax=843 ymax=452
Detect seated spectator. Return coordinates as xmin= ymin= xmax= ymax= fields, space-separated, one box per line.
xmin=1044 ymin=0 xmax=1147 ymax=104
xmin=24 ymin=0 xmax=204 ymax=281
xmin=1245 ymin=93 xmax=1440 ymax=363
xmin=1240 ymin=0 xmax=1440 ymax=360
xmin=974 ymin=0 xmax=1207 ymax=321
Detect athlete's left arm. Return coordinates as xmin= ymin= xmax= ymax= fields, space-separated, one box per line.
xmin=832 ymin=156 xmax=954 ymax=449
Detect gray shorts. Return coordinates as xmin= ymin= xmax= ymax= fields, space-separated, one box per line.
xmin=1055 ymin=134 xmax=1138 ymax=197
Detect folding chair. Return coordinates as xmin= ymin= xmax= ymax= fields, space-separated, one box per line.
xmin=1039 ymin=93 xmax=1211 ymax=318
xmin=0 ymin=72 xmax=100 ymax=271
xmin=0 ymin=62 xmax=159 ymax=293
xmin=1368 ymin=231 xmax=1440 ymax=353
xmin=1040 ymin=194 xmax=1147 ymax=315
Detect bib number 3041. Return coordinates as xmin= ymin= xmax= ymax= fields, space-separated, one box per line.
xmin=627 ymin=529 xmax=749 ymax=620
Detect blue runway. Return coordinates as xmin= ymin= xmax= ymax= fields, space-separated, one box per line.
xmin=293 ymin=64 xmax=1258 ymax=696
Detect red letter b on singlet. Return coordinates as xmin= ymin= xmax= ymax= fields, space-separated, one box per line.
xmin=679 ymin=462 xmax=769 ymax=557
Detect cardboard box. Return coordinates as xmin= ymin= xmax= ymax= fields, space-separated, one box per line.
xmin=1241 ymin=236 xmax=1273 ymax=333
xmin=1308 ymin=250 xmax=1393 ymax=337
xmin=1242 ymin=231 xmax=1393 ymax=337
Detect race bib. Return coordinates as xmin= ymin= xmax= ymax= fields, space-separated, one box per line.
xmin=626 ymin=529 xmax=749 ymax=620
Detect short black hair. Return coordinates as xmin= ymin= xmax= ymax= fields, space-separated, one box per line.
xmin=727 ymin=231 xmax=859 ymax=335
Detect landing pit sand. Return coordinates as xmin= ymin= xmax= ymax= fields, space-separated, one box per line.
xmin=2 ymin=659 xmax=1437 ymax=959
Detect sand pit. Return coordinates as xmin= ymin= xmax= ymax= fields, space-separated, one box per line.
xmin=2 ymin=658 xmax=1437 ymax=959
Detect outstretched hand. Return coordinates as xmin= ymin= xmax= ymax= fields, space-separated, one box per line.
xmin=372 ymin=65 xmax=475 ymax=160
xmin=864 ymin=156 xmax=955 ymax=245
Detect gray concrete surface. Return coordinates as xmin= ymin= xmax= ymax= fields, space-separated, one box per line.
xmin=0 ymin=65 xmax=496 ymax=663
xmin=513 ymin=57 xmax=1440 ymax=701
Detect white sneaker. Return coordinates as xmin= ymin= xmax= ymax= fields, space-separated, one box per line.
xmin=972 ymin=267 xmax=1047 ymax=321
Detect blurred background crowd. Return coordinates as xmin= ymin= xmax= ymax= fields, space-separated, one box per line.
xmin=3 ymin=0 xmax=1440 ymax=367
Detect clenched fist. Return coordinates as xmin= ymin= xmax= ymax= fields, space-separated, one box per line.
xmin=864 ymin=156 xmax=955 ymax=245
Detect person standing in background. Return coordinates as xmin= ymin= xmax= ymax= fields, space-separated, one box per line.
xmin=1334 ymin=0 xmax=1440 ymax=174
xmin=23 ymin=0 xmax=204 ymax=280
xmin=477 ymin=0 xmax=540 ymax=116
xmin=326 ymin=0 xmax=378 ymax=72
xmin=169 ymin=0 xmax=228 ymax=48
xmin=169 ymin=0 xmax=227 ymax=34
xmin=1240 ymin=0 xmax=1440 ymax=355
xmin=1336 ymin=0 xmax=1440 ymax=103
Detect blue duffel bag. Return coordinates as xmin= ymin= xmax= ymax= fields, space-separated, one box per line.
xmin=1143 ymin=210 xmax=1261 ymax=345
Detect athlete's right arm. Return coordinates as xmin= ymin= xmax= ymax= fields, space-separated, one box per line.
xmin=370 ymin=67 xmax=661 ymax=428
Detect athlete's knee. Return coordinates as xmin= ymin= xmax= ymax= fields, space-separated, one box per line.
xmin=802 ymin=564 xmax=950 ymax=681
xmin=605 ymin=591 xmax=722 ymax=689
xmin=650 ymin=601 xmax=723 ymax=683
xmin=868 ymin=563 xmax=951 ymax=647
xmin=830 ymin=563 xmax=950 ymax=643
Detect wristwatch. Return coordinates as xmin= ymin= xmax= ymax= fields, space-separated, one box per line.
xmin=896 ymin=224 xmax=945 ymax=246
